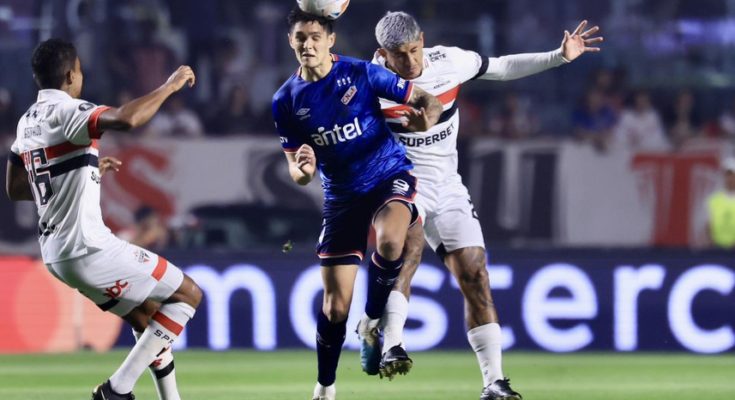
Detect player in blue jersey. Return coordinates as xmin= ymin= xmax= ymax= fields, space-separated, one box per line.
xmin=272 ymin=8 xmax=443 ymax=400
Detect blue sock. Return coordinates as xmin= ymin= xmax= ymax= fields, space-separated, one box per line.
xmin=365 ymin=252 xmax=403 ymax=319
xmin=316 ymin=311 xmax=346 ymax=386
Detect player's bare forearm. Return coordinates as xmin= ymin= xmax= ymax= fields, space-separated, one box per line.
xmin=5 ymin=161 xmax=33 ymax=201
xmin=407 ymin=86 xmax=442 ymax=127
xmin=98 ymin=85 xmax=176 ymax=131
xmin=289 ymin=164 xmax=314 ymax=185
xmin=98 ymin=65 xmax=196 ymax=132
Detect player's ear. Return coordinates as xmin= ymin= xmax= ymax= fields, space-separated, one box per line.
xmin=377 ymin=48 xmax=388 ymax=59
xmin=287 ymin=33 xmax=296 ymax=49
xmin=328 ymin=32 xmax=336 ymax=49
xmin=65 ymin=69 xmax=74 ymax=86
xmin=419 ymin=31 xmax=425 ymax=46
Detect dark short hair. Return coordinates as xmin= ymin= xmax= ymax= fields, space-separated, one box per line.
xmin=31 ymin=38 xmax=78 ymax=89
xmin=287 ymin=7 xmax=334 ymax=34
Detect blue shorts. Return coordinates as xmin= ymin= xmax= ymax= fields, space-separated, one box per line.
xmin=317 ymin=171 xmax=419 ymax=266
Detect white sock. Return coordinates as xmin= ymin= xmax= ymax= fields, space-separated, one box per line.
xmin=381 ymin=291 xmax=409 ymax=353
xmin=133 ymin=330 xmax=181 ymax=400
xmin=313 ymin=382 xmax=336 ymax=400
xmin=467 ymin=323 xmax=504 ymax=387
xmin=110 ymin=303 xmax=195 ymax=394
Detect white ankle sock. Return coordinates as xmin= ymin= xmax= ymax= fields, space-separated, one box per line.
xmin=110 ymin=303 xmax=195 ymax=394
xmin=133 ymin=330 xmax=181 ymax=400
xmin=467 ymin=323 xmax=504 ymax=386
xmin=381 ymin=291 xmax=409 ymax=352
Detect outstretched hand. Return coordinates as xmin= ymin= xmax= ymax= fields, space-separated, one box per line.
xmin=99 ymin=156 xmax=122 ymax=177
xmin=561 ymin=20 xmax=604 ymax=62
xmin=164 ymin=65 xmax=196 ymax=92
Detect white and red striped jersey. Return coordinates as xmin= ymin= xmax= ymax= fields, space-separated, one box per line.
xmin=374 ymin=45 xmax=567 ymax=186
xmin=374 ymin=46 xmax=481 ymax=186
xmin=10 ymin=89 xmax=114 ymax=263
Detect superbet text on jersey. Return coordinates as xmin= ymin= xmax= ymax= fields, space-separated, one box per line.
xmin=10 ymin=89 xmax=116 ymax=263
xmin=374 ymin=46 xmax=488 ymax=187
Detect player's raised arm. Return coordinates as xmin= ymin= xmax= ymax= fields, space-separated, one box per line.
xmin=285 ymin=144 xmax=317 ymax=185
xmin=480 ymin=20 xmax=603 ymax=81
xmin=97 ymin=65 xmax=196 ymax=132
xmin=400 ymin=85 xmax=442 ymax=132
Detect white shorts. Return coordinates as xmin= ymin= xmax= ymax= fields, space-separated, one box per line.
xmin=46 ymin=238 xmax=184 ymax=317
xmin=416 ymin=180 xmax=485 ymax=256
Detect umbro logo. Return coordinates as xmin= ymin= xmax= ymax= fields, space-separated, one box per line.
xmin=296 ymin=108 xmax=311 ymax=120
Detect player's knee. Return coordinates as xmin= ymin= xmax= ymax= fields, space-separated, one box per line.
xmin=189 ymin=280 xmax=203 ymax=309
xmin=377 ymin=236 xmax=404 ymax=260
xmin=175 ymin=275 xmax=203 ymax=309
xmin=323 ymin=304 xmax=350 ymax=323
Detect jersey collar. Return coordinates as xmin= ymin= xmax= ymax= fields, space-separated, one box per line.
xmin=37 ymin=89 xmax=73 ymax=102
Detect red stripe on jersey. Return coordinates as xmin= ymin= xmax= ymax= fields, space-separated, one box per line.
xmin=44 ymin=140 xmax=98 ymax=160
xmin=151 ymin=256 xmax=168 ymax=281
xmin=152 ymin=311 xmax=184 ymax=335
xmin=88 ymin=106 xmax=112 ymax=139
xmin=402 ymin=81 xmax=414 ymax=104
xmin=383 ymin=85 xmax=460 ymax=119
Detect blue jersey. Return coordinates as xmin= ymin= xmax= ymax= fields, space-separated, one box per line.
xmin=272 ymin=55 xmax=414 ymax=203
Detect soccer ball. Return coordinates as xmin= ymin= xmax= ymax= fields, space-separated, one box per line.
xmin=297 ymin=0 xmax=350 ymax=20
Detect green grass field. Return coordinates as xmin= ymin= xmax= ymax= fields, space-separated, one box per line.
xmin=0 ymin=350 xmax=733 ymax=399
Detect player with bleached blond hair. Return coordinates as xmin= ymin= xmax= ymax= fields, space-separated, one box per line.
xmin=356 ymin=11 xmax=603 ymax=400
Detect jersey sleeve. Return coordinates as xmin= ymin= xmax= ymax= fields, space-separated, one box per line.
xmin=440 ymin=46 xmax=486 ymax=83
xmin=365 ymin=62 xmax=414 ymax=104
xmin=271 ymin=93 xmax=302 ymax=153
xmin=57 ymin=100 xmax=111 ymax=145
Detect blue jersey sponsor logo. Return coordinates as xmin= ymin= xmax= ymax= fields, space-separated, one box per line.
xmin=311 ymin=116 xmax=364 ymax=146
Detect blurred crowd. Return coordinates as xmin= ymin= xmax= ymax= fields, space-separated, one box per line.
xmin=0 ymin=0 xmax=733 ymax=149
xmin=2 ymin=0 xmax=735 ymax=250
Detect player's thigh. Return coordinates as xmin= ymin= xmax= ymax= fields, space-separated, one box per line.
xmin=371 ymin=171 xmax=420 ymax=248
xmin=48 ymin=241 xmax=184 ymax=317
xmin=373 ymin=201 xmax=412 ymax=243
xmin=321 ymin=264 xmax=359 ymax=321
xmin=433 ymin=191 xmax=485 ymax=253
xmin=317 ymin=198 xmax=372 ymax=267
